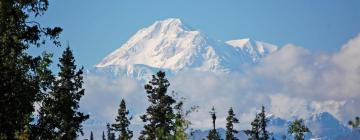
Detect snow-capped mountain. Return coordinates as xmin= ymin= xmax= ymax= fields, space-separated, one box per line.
xmin=190 ymin=112 xmax=355 ymax=140
xmin=94 ymin=18 xmax=278 ymax=80
xmin=306 ymin=112 xmax=351 ymax=140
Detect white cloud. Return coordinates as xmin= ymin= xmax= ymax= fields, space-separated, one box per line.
xmin=80 ymin=33 xmax=360 ymax=138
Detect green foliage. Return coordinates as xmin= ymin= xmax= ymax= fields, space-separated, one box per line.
xmin=173 ymin=96 xmax=198 ymax=140
xmin=33 ymin=47 xmax=89 ymax=139
xmin=348 ymin=116 xmax=360 ymax=128
xmin=207 ymin=107 xmax=221 ymax=140
xmin=288 ymin=119 xmax=309 ymax=140
xmin=139 ymin=71 xmax=176 ymax=140
xmin=226 ymin=107 xmax=239 ymax=140
xmin=112 ymin=99 xmax=133 ymax=140
xmin=0 ymin=0 xmax=62 ymax=138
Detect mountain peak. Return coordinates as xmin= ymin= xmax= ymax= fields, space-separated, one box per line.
xmin=155 ymin=18 xmax=183 ymax=26
xmin=95 ymin=18 xmax=278 ymax=80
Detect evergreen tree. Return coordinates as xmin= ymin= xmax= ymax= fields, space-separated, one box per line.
xmin=35 ymin=47 xmax=89 ymax=139
xmin=112 ymin=99 xmax=133 ymax=140
xmin=174 ymin=101 xmax=188 ymax=140
xmin=90 ymin=131 xmax=94 ymax=140
xmin=226 ymin=107 xmax=239 ymax=140
xmin=259 ymin=106 xmax=269 ymax=140
xmin=288 ymin=119 xmax=309 ymax=140
xmin=245 ymin=114 xmax=260 ymax=140
xmin=139 ymin=71 xmax=176 ymax=140
xmin=246 ymin=106 xmax=269 ymax=140
xmin=348 ymin=116 xmax=360 ymax=128
xmin=0 ymin=0 xmax=62 ymax=138
xmin=107 ymin=123 xmax=112 ymax=140
xmin=102 ymin=131 xmax=106 ymax=140
xmin=110 ymin=133 xmax=115 ymax=140
xmin=207 ymin=107 xmax=221 ymax=140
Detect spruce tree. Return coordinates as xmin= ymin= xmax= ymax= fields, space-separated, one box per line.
xmin=0 ymin=0 xmax=62 ymax=138
xmin=90 ymin=131 xmax=94 ymax=140
xmin=246 ymin=106 xmax=269 ymax=140
xmin=207 ymin=107 xmax=221 ymax=140
xmin=174 ymin=101 xmax=188 ymax=140
xmin=259 ymin=106 xmax=269 ymax=140
xmin=288 ymin=119 xmax=309 ymax=140
xmin=245 ymin=114 xmax=260 ymax=140
xmin=348 ymin=116 xmax=360 ymax=128
xmin=35 ymin=47 xmax=89 ymax=139
xmin=112 ymin=99 xmax=133 ymax=140
xmin=102 ymin=131 xmax=106 ymax=140
xmin=139 ymin=71 xmax=176 ymax=140
xmin=107 ymin=123 xmax=112 ymax=140
xmin=226 ymin=107 xmax=239 ymax=140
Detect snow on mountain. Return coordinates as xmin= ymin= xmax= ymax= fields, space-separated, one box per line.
xmin=226 ymin=38 xmax=278 ymax=62
xmin=190 ymin=112 xmax=354 ymax=140
xmin=306 ymin=112 xmax=351 ymax=140
xmin=94 ymin=18 xmax=278 ymax=80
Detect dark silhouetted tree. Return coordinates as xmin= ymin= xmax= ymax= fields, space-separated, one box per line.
xmin=139 ymin=71 xmax=176 ymax=140
xmin=288 ymin=119 xmax=309 ymax=140
xmin=0 ymin=0 xmax=62 ymax=139
xmin=207 ymin=107 xmax=221 ymax=140
xmin=259 ymin=106 xmax=269 ymax=140
xmin=107 ymin=123 xmax=112 ymax=140
xmin=226 ymin=107 xmax=239 ymax=140
xmin=245 ymin=114 xmax=260 ymax=140
xmin=112 ymin=99 xmax=133 ymax=140
xmin=348 ymin=116 xmax=360 ymax=128
xmin=246 ymin=106 xmax=269 ymax=140
xmin=90 ymin=131 xmax=94 ymax=140
xmin=102 ymin=131 xmax=106 ymax=140
xmin=34 ymin=47 xmax=89 ymax=139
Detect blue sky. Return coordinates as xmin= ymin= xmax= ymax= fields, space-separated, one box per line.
xmin=32 ymin=0 xmax=360 ymax=69
xmin=28 ymin=1 xmax=360 ymax=138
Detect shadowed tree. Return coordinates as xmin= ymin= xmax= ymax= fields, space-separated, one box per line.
xmin=112 ymin=99 xmax=133 ymax=140
xmin=348 ymin=116 xmax=360 ymax=134
xmin=102 ymin=131 xmax=106 ymax=140
xmin=139 ymin=71 xmax=176 ymax=140
xmin=246 ymin=106 xmax=269 ymax=140
xmin=288 ymin=119 xmax=309 ymax=140
xmin=34 ymin=47 xmax=89 ymax=139
xmin=0 ymin=0 xmax=62 ymax=139
xmin=207 ymin=107 xmax=221 ymax=140
xmin=259 ymin=106 xmax=269 ymax=140
xmin=245 ymin=114 xmax=260 ymax=140
xmin=348 ymin=116 xmax=360 ymax=128
xmin=226 ymin=107 xmax=239 ymax=140
xmin=90 ymin=131 xmax=94 ymax=140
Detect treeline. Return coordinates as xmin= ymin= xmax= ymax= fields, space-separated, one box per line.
xmin=0 ymin=0 xmax=87 ymax=139
xmin=99 ymin=71 xmax=311 ymax=140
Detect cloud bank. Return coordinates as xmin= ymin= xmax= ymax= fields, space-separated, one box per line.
xmin=79 ymin=33 xmax=360 ymax=138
